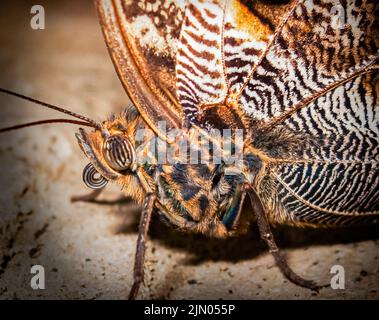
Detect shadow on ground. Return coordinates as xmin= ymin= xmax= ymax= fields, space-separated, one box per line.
xmin=101 ymin=196 xmax=379 ymax=264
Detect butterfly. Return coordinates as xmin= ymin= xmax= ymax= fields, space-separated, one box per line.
xmin=0 ymin=0 xmax=378 ymax=299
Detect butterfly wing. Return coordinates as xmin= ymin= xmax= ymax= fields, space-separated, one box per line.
xmin=96 ymin=0 xmax=291 ymax=130
xmin=174 ymin=0 xmax=379 ymax=224
xmin=236 ymin=0 xmax=379 ymax=225
xmin=96 ymin=0 xmax=185 ymax=138
xmin=175 ymin=0 xmax=292 ymax=129
xmin=98 ymin=0 xmax=378 ymax=225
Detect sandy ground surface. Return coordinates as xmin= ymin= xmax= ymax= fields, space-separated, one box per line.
xmin=0 ymin=1 xmax=378 ymax=300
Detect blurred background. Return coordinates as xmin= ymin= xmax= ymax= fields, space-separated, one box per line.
xmin=0 ymin=1 xmax=378 ymax=299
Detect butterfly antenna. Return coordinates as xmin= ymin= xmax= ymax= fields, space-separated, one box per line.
xmin=0 ymin=119 xmax=98 ymax=133
xmin=0 ymin=87 xmax=101 ymax=131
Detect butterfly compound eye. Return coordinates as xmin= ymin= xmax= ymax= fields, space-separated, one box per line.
xmin=103 ymin=134 xmax=135 ymax=172
xmin=82 ymin=163 xmax=108 ymax=189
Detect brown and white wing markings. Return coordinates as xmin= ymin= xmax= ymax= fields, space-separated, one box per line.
xmin=242 ymin=0 xmax=379 ymax=225
xmin=223 ymin=0 xmax=292 ymax=94
xmin=175 ymin=0 xmax=228 ymax=126
xmin=96 ymin=0 xmax=185 ymax=138
xmin=176 ymin=0 xmax=293 ymax=128
xmin=239 ymin=0 xmax=378 ymax=121
xmin=273 ymin=159 xmax=379 ymax=226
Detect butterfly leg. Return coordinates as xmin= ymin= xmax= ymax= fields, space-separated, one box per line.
xmin=128 ymin=193 xmax=156 ymax=300
xmin=70 ymin=187 xmax=104 ymax=203
xmin=247 ymin=187 xmax=320 ymax=290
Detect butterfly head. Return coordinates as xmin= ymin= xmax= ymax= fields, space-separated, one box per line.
xmin=75 ymin=107 xmax=151 ymax=202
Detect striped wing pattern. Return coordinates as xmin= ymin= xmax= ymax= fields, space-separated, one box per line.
xmin=239 ymin=0 xmax=378 ymax=120
xmin=176 ymin=0 xmax=287 ymax=126
xmin=252 ymin=0 xmax=378 ymax=225
xmin=176 ymin=0 xmax=227 ymax=125
xmin=223 ymin=0 xmax=272 ymax=93
xmin=273 ymin=161 xmax=378 ymax=225
xmin=275 ymin=71 xmax=379 ymax=225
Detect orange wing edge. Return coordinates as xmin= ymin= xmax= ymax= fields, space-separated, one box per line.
xmin=96 ymin=0 xmax=183 ymax=142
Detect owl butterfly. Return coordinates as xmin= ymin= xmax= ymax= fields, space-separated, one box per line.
xmin=0 ymin=0 xmax=378 ymax=299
